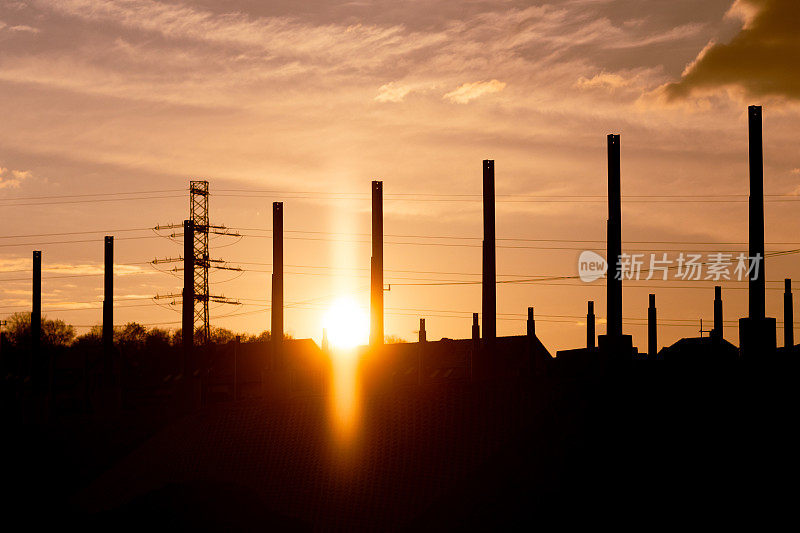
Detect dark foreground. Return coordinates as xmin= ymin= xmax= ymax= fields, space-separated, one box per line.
xmin=3 ymin=357 xmax=798 ymax=530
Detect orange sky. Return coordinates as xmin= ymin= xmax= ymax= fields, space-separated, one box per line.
xmin=2 ymin=0 xmax=800 ymax=352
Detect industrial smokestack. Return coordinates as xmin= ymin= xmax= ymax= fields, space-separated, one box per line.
xmin=713 ymin=286 xmax=723 ymax=343
xmin=419 ymin=318 xmax=426 ymax=343
xmin=471 ymin=312 xmax=479 ymax=379
xmin=527 ymin=307 xmax=535 ymax=338
xmin=482 ymin=160 xmax=496 ymax=345
xmin=182 ymin=220 xmax=194 ymax=375
xmin=749 ymin=106 xmax=765 ymax=320
xmin=739 ymin=106 xmax=776 ymax=358
xmin=272 ymin=202 xmax=284 ymax=355
xmin=370 ymin=181 xmax=384 ymax=346
xmin=785 ymin=279 xmax=794 ymax=348
xmin=587 ymin=301 xmax=595 ymax=349
xmin=322 ymin=328 xmax=329 ymax=353
xmin=103 ymin=236 xmax=114 ymax=384
xmin=31 ymin=250 xmax=41 ymax=377
xmin=648 ymin=294 xmax=657 ymax=358
xmin=607 ymin=134 xmax=622 ymax=338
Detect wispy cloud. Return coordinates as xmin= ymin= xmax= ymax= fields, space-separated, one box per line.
xmin=0 ymin=258 xmax=151 ymax=277
xmin=375 ymin=82 xmax=413 ymax=103
xmin=443 ymin=80 xmax=506 ymax=104
xmin=0 ymin=165 xmax=32 ymax=189
xmin=575 ymin=72 xmax=631 ymax=90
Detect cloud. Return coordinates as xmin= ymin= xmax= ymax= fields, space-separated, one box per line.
xmin=8 ymin=24 xmax=40 ymax=33
xmin=0 ymin=166 xmax=32 ymax=189
xmin=659 ymin=0 xmax=800 ymax=101
xmin=0 ymin=19 xmax=39 ymax=33
xmin=443 ymin=79 xmax=506 ymax=104
xmin=375 ymin=82 xmax=413 ymax=103
xmin=575 ymin=72 xmax=632 ymax=90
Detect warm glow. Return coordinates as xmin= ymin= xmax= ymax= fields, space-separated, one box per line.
xmin=323 ymin=297 xmax=367 ymax=449
xmin=323 ymin=297 xmax=369 ymax=349
xmin=329 ymin=352 xmax=360 ymax=447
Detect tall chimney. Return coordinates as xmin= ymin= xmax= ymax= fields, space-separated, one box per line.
xmin=785 ymin=279 xmax=794 ymax=348
xmin=103 ymin=236 xmax=114 ymax=384
xmin=739 ymin=105 xmax=776 ymax=358
xmin=713 ymin=286 xmax=723 ymax=343
xmin=748 ymin=105 xmax=765 ymax=320
xmin=607 ymin=134 xmax=622 ymax=338
xmin=272 ymin=202 xmax=284 ymax=354
xmin=419 ymin=318 xmax=426 ymax=343
xmin=587 ymin=301 xmax=596 ymax=349
xmin=370 ymin=181 xmax=384 ymax=345
xmin=471 ymin=312 xmax=479 ymax=379
xmin=527 ymin=307 xmax=535 ymax=338
xmin=482 ymin=160 xmax=496 ymax=344
xmin=648 ymin=294 xmax=657 ymax=358
xmin=31 ymin=250 xmax=41 ymax=377
xmin=182 ymin=220 xmax=194 ymax=375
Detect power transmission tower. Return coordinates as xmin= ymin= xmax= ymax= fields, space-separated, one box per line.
xmin=152 ymin=180 xmax=241 ymax=344
xmin=190 ymin=180 xmax=211 ymax=340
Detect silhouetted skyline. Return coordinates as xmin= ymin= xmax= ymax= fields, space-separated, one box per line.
xmin=2 ymin=0 xmax=800 ymax=353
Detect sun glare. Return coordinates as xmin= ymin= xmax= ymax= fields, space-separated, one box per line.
xmin=323 ymin=297 xmax=369 ymax=350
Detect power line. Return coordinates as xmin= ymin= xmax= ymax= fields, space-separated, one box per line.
xmin=0 ymin=194 xmax=183 ymax=207
xmin=0 ymin=235 xmax=163 ymax=248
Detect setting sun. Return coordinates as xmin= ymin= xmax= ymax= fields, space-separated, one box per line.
xmin=323 ymin=297 xmax=370 ymax=350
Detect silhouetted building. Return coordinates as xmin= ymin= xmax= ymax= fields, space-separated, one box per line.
xmin=662 ymin=286 xmax=737 ymax=363
xmin=205 ymin=338 xmax=327 ymax=402
xmin=587 ymin=301 xmax=595 ymax=349
xmin=659 ymin=335 xmax=738 ymax=364
xmin=365 ymin=333 xmax=551 ymax=389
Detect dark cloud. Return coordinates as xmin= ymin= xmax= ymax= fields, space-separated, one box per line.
xmin=663 ymin=0 xmax=800 ymax=100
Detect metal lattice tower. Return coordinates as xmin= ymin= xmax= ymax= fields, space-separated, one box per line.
xmin=152 ymin=180 xmax=241 ymax=345
xmin=190 ymin=180 xmax=211 ymax=344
